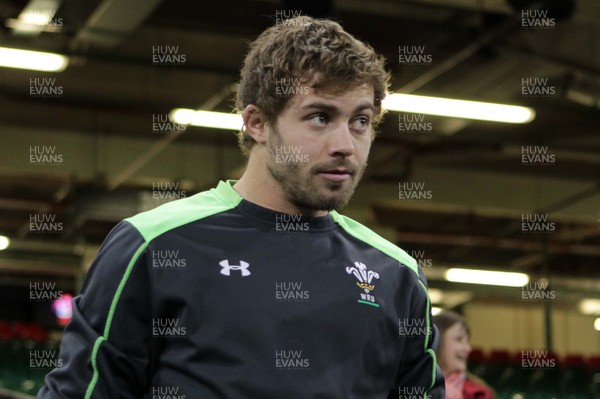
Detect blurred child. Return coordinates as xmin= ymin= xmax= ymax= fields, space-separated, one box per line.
xmin=434 ymin=311 xmax=495 ymax=399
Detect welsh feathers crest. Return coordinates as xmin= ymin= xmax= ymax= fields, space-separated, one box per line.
xmin=346 ymin=262 xmax=379 ymax=293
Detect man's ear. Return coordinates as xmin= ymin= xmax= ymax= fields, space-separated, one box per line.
xmin=242 ymin=105 xmax=268 ymax=145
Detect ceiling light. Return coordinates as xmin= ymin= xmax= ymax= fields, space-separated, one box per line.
xmin=594 ymin=318 xmax=600 ymax=331
xmin=431 ymin=307 xmax=443 ymax=316
xmin=0 ymin=236 xmax=10 ymax=250
xmin=383 ymin=93 xmax=535 ymax=124
xmin=0 ymin=47 xmax=68 ymax=72
xmin=170 ymin=92 xmax=535 ymax=131
xmin=445 ymin=268 xmax=529 ymax=287
xmin=11 ymin=0 xmax=60 ymax=35
xmin=170 ymin=109 xmax=242 ymax=130
xmin=20 ymin=9 xmax=54 ymax=26
xmin=579 ymin=299 xmax=600 ymax=315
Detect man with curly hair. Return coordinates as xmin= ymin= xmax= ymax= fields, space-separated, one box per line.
xmin=39 ymin=16 xmax=444 ymax=399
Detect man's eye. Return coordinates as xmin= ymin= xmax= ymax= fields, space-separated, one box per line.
xmin=308 ymin=114 xmax=328 ymax=126
xmin=351 ymin=116 xmax=370 ymax=130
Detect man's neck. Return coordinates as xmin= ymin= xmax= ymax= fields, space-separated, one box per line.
xmin=232 ymin=156 xmax=328 ymax=217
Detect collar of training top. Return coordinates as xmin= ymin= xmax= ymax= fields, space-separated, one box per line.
xmin=216 ymin=180 xmax=337 ymax=231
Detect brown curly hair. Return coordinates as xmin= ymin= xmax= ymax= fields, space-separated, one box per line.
xmin=235 ymin=16 xmax=390 ymax=157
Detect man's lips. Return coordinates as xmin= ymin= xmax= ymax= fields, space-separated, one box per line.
xmin=317 ymin=169 xmax=353 ymax=182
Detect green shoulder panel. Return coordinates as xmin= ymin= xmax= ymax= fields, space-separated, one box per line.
xmin=330 ymin=211 xmax=419 ymax=276
xmin=86 ymin=180 xmax=242 ymax=398
xmin=126 ymin=180 xmax=242 ymax=243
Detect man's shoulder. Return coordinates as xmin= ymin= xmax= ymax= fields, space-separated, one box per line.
xmin=125 ymin=182 xmax=242 ymax=243
xmin=330 ymin=211 xmax=418 ymax=275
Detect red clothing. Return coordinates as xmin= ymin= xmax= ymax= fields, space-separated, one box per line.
xmin=445 ymin=372 xmax=495 ymax=399
xmin=463 ymin=377 xmax=495 ymax=399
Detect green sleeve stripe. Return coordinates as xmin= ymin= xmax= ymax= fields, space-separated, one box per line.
xmin=329 ymin=211 xmax=418 ymax=275
xmin=84 ymin=336 xmax=105 ymax=399
xmin=103 ymin=242 xmax=148 ymax=338
xmin=126 ymin=180 xmax=242 ymax=243
xmin=84 ymin=181 xmax=242 ymax=398
xmin=84 ymin=242 xmax=147 ymax=398
xmin=417 ymin=279 xmax=431 ymax=350
xmin=417 ymin=279 xmax=437 ymax=393
xmin=426 ymin=348 xmax=438 ymax=390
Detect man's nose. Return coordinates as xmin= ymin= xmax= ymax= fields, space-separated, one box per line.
xmin=327 ymin=122 xmax=355 ymax=157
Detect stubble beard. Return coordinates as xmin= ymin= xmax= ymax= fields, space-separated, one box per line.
xmin=266 ymin=125 xmax=367 ymax=212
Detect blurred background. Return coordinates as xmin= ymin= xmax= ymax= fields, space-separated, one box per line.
xmin=0 ymin=0 xmax=598 ymax=397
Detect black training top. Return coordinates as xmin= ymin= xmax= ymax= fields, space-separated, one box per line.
xmin=38 ymin=180 xmax=444 ymax=399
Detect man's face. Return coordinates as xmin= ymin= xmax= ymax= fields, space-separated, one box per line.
xmin=265 ymin=84 xmax=374 ymax=212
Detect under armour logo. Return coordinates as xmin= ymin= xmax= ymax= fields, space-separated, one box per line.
xmin=219 ymin=260 xmax=251 ymax=277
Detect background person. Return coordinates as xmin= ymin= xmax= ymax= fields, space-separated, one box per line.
xmin=434 ymin=311 xmax=495 ymax=399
